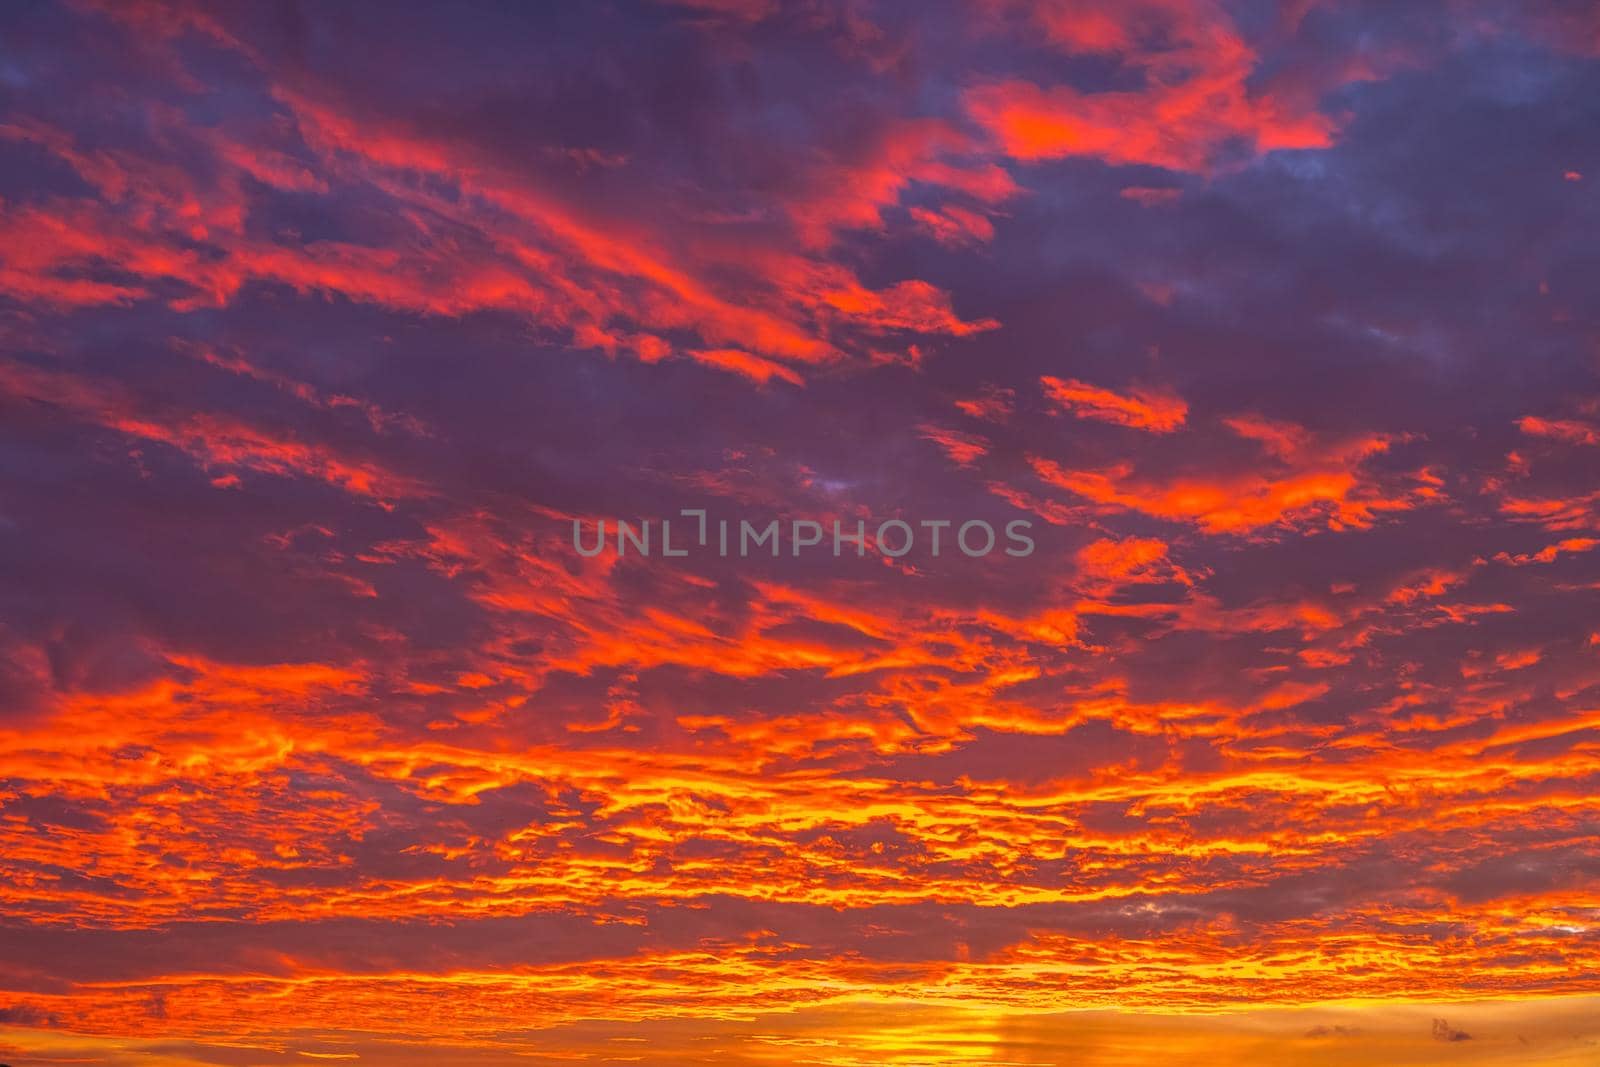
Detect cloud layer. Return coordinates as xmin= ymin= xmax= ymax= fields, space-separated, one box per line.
xmin=2 ymin=1 xmax=1600 ymax=1063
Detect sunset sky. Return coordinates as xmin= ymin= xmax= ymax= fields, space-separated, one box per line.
xmin=2 ymin=1 xmax=1600 ymax=1064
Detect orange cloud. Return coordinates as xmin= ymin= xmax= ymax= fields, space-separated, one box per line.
xmin=955 ymin=384 xmax=1016 ymax=422
xmin=1519 ymin=415 xmax=1600 ymax=446
xmin=1030 ymin=420 xmax=1414 ymax=534
xmin=1075 ymin=536 xmax=1196 ymax=589
xmin=1040 ymin=375 xmax=1188 ymax=432
xmin=966 ymin=1 xmax=1337 ymax=171
xmin=688 ymin=348 xmax=806 ymax=386
xmin=0 ymin=358 xmax=424 ymax=499
xmin=910 ymin=204 xmax=997 ymax=246
xmin=918 ymin=424 xmax=991 ymax=467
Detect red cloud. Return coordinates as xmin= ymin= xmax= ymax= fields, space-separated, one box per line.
xmin=966 ymin=1 xmax=1339 ymax=171
xmin=918 ymin=424 xmax=991 ymax=467
xmin=1041 ymin=375 xmax=1188 ymax=432
xmin=1030 ymin=418 xmax=1416 ymax=534
xmin=1519 ymin=415 xmax=1600 ymax=446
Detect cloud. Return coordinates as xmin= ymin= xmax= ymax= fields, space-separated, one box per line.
xmin=1040 ymin=375 xmax=1188 ymax=432
xmin=2 ymin=0 xmax=1600 ymax=1061
xmin=965 ymin=0 xmax=1344 ymax=171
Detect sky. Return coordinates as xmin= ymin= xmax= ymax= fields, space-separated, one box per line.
xmin=1 ymin=1 xmax=1599 ymax=1064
